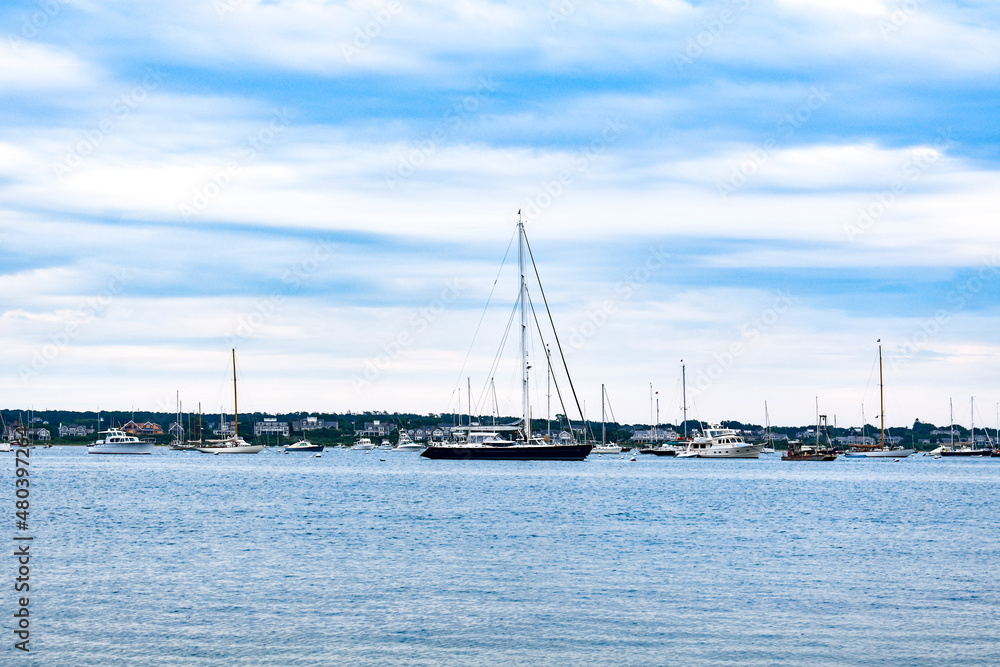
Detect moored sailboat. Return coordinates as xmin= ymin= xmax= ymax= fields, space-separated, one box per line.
xmin=845 ymin=341 xmax=912 ymax=458
xmin=195 ymin=350 xmax=264 ymax=454
xmin=421 ymin=216 xmax=591 ymax=461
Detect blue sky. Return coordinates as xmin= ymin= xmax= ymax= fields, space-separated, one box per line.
xmin=2 ymin=0 xmax=999 ymax=427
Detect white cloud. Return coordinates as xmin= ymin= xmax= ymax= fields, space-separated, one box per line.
xmin=0 ymin=41 xmax=96 ymax=91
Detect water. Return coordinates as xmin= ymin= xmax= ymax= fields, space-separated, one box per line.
xmin=11 ymin=448 xmax=1000 ymax=665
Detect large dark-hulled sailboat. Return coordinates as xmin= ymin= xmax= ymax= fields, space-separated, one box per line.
xmin=421 ymin=217 xmax=592 ymax=462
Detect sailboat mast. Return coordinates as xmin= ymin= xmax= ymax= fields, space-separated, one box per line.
xmin=950 ymin=398 xmax=954 ymax=447
xmin=681 ymin=360 xmax=688 ymax=439
xmin=467 ymin=377 xmax=472 ymax=428
xmin=815 ymin=396 xmax=820 ymax=447
xmin=971 ymin=396 xmax=974 ymax=447
xmin=878 ymin=341 xmax=885 ymax=449
xmin=518 ymin=218 xmax=530 ymax=443
xmin=601 ymin=383 xmax=606 ymax=446
xmin=232 ymin=348 xmax=238 ymax=439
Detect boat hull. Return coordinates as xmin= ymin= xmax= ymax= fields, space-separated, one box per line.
xmin=783 ymin=454 xmax=837 ymax=461
xmin=845 ymin=448 xmax=914 ymax=458
xmin=940 ymin=449 xmax=992 ymax=457
xmin=592 ymin=446 xmax=623 ymax=454
xmin=421 ymin=444 xmax=593 ymax=461
xmin=88 ymin=443 xmax=154 ymax=455
xmin=392 ymin=445 xmax=424 ymax=452
xmin=285 ymin=444 xmax=325 ymax=452
xmin=195 ymin=445 xmax=264 ymax=454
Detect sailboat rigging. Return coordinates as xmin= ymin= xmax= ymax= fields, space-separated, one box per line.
xmin=195 ymin=349 xmax=264 ymax=454
xmin=422 ymin=216 xmax=592 ymax=461
xmin=844 ymin=340 xmax=913 ymax=458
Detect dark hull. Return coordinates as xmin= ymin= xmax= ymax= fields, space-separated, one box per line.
xmin=782 ymin=454 xmax=837 ymax=461
xmin=285 ymin=444 xmax=325 ymax=452
xmin=647 ymin=449 xmax=678 ymax=457
xmin=421 ymin=444 xmax=593 ymax=461
xmin=940 ymin=450 xmax=992 ymax=457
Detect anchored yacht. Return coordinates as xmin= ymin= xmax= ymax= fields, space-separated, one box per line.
xmin=677 ymin=426 xmax=762 ymax=459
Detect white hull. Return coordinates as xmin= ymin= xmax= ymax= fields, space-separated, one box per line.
xmin=680 ymin=426 xmax=763 ymax=459
xmin=195 ymin=444 xmax=263 ymax=454
xmin=0 ymin=442 xmax=11 ymax=452
xmin=354 ymin=443 xmax=376 ymax=450
xmin=845 ymin=448 xmax=913 ymax=458
xmin=392 ymin=444 xmax=424 ymax=451
xmin=693 ymin=445 xmax=762 ymax=459
xmin=591 ymin=446 xmax=622 ymax=454
xmin=88 ymin=442 xmax=154 ymax=455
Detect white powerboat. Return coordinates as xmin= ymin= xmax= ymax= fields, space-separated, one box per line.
xmin=88 ymin=428 xmax=155 ymax=455
xmin=677 ymin=426 xmax=763 ymax=459
xmin=354 ymin=438 xmax=376 ymax=450
xmin=591 ymin=444 xmax=623 ymax=454
xmin=392 ymin=433 xmax=423 ymax=451
xmin=284 ymin=439 xmax=324 ymax=452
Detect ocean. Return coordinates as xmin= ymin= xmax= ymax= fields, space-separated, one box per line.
xmin=11 ymin=447 xmax=1000 ymax=665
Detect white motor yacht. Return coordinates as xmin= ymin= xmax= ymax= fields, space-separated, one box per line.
xmin=678 ymin=426 xmax=763 ymax=459
xmin=392 ymin=433 xmax=423 ymax=451
xmin=354 ymin=438 xmax=376 ymax=450
xmin=88 ymin=428 xmax=155 ymax=455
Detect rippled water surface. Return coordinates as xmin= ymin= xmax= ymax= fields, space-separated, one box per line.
xmin=10 ymin=448 xmax=1000 ymax=665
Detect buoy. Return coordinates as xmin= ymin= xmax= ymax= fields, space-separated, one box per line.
xmin=315 ymin=453 xmax=322 ymax=458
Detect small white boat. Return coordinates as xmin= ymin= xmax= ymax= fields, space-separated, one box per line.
xmin=591 ymin=445 xmax=622 ymax=454
xmin=285 ymin=439 xmax=324 ymax=452
xmin=354 ymin=438 xmax=376 ymax=450
xmin=88 ymin=428 xmax=155 ymax=455
xmin=392 ymin=433 xmax=423 ymax=452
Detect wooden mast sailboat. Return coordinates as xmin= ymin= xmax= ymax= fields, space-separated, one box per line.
xmin=422 ymin=216 xmax=592 ymax=460
xmin=844 ymin=340 xmax=913 ymax=458
xmin=196 ymin=349 xmax=264 ymax=454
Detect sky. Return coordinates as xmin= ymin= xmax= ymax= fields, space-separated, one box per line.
xmin=1 ymin=0 xmax=999 ymax=428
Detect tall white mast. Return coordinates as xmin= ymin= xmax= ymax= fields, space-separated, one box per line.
xmin=601 ymin=384 xmax=606 ymax=446
xmin=878 ymin=340 xmax=884 ymax=449
xmin=971 ymin=396 xmax=974 ymax=447
xmin=950 ymin=398 xmax=954 ymax=448
xmin=681 ymin=360 xmax=688 ymax=439
xmin=518 ymin=216 xmax=530 ymax=443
